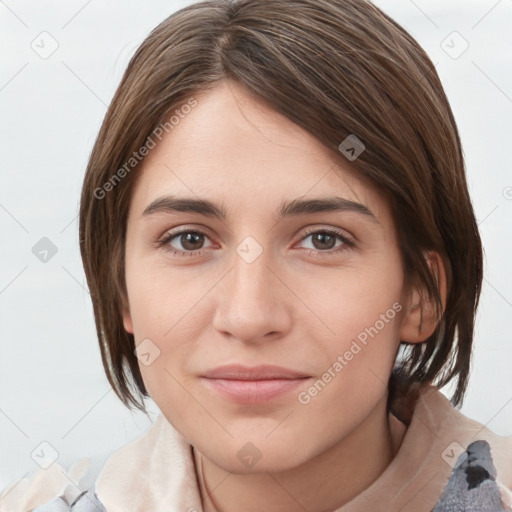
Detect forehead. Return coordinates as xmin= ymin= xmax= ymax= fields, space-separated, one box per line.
xmin=128 ymin=80 xmax=389 ymax=225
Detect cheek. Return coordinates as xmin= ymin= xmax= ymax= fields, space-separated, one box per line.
xmin=296 ymin=257 xmax=404 ymax=387
xmin=295 ymin=301 xmax=403 ymax=436
xmin=299 ymin=255 xmax=404 ymax=339
xmin=124 ymin=266 xmax=210 ymax=407
xmin=125 ymin=259 xmax=208 ymax=336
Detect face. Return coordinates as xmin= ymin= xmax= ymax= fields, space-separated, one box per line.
xmin=122 ymin=79 xmax=413 ymax=474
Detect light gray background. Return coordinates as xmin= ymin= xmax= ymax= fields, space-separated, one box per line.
xmin=1 ymin=0 xmax=511 ymax=490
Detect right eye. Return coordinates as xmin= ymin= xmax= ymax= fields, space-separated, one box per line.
xmin=158 ymin=229 xmax=214 ymax=256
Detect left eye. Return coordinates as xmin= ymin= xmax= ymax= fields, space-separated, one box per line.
xmin=298 ymin=230 xmax=350 ymax=252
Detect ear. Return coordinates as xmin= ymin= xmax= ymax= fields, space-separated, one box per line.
xmin=400 ymin=251 xmax=447 ymax=343
xmin=121 ymin=297 xmax=134 ymax=334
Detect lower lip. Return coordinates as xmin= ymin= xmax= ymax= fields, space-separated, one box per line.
xmin=201 ymin=377 xmax=310 ymax=404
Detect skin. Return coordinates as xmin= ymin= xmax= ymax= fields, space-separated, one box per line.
xmin=122 ymin=79 xmax=447 ymax=512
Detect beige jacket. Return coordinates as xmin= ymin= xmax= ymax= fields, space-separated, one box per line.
xmin=1 ymin=384 xmax=511 ymax=511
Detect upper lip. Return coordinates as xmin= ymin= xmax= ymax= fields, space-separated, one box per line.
xmin=201 ymin=364 xmax=310 ymax=380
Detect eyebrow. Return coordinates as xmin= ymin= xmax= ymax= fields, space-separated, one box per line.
xmin=142 ymin=195 xmax=379 ymax=224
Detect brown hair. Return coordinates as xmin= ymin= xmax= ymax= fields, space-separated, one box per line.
xmin=79 ymin=0 xmax=483 ymax=414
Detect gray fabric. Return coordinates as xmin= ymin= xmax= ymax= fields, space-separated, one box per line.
xmin=432 ymin=440 xmax=507 ymax=511
xmin=31 ymin=489 xmax=106 ymax=512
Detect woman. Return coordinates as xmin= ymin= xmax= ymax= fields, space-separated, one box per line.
xmin=2 ymin=0 xmax=511 ymax=510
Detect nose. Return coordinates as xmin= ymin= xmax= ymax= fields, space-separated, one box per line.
xmin=212 ymin=245 xmax=292 ymax=345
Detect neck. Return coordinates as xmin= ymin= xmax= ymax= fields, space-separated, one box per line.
xmin=193 ymin=394 xmax=407 ymax=512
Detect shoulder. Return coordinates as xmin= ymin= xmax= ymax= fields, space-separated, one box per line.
xmin=0 ymin=457 xmax=107 ymax=512
xmin=0 ymin=415 xmax=176 ymax=511
xmin=413 ymin=385 xmax=512 ymax=510
xmin=432 ymin=438 xmax=512 ymax=511
xmin=93 ymin=413 xmax=201 ymax=510
xmin=423 ymin=386 xmax=512 ymax=472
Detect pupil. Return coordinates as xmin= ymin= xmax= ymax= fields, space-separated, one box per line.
xmin=182 ymin=232 xmax=203 ymax=250
xmin=313 ymin=233 xmax=335 ymax=250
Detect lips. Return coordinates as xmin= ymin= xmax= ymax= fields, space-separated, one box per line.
xmin=200 ymin=364 xmax=311 ymax=404
xmin=201 ymin=364 xmax=310 ymax=380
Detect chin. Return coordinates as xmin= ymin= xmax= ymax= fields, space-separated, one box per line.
xmin=216 ymin=450 xmax=307 ymax=475
xmin=199 ymin=432 xmax=316 ymax=475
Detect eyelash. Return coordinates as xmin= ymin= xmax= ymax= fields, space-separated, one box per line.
xmin=157 ymin=227 xmax=354 ymax=258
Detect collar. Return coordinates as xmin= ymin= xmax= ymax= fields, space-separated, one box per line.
xmin=94 ymin=384 xmax=512 ymax=511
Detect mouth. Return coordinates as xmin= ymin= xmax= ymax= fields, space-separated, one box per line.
xmin=200 ymin=364 xmax=311 ymax=404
